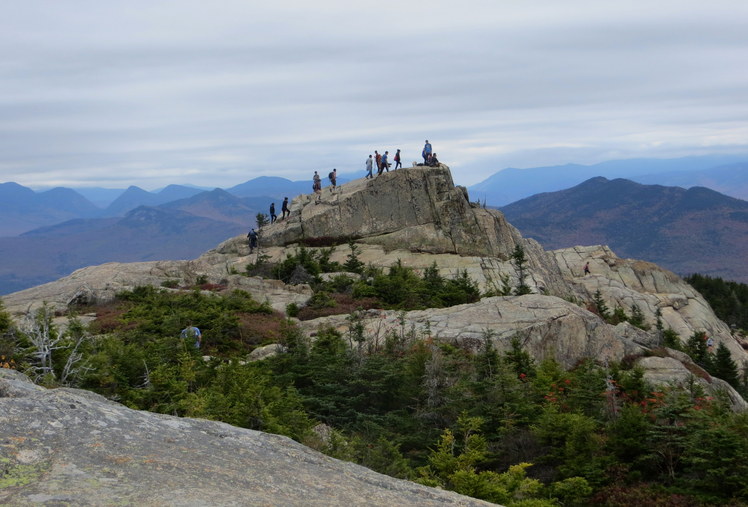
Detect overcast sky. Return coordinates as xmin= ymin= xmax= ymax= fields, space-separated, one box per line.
xmin=2 ymin=0 xmax=747 ymax=190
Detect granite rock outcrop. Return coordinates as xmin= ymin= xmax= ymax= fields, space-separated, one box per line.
xmin=2 ymin=165 xmax=746 ymax=406
xmin=0 ymin=369 xmax=492 ymax=506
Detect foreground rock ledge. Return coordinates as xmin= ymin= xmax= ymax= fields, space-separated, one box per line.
xmin=0 ymin=370 xmax=491 ymax=507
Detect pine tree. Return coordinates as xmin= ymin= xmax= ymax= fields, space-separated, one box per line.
xmin=711 ymin=342 xmax=740 ymax=389
xmin=256 ymin=212 xmax=269 ymax=229
xmin=592 ymin=290 xmax=610 ymax=320
xmin=685 ymin=331 xmax=711 ymax=369
xmin=511 ymin=245 xmax=532 ymax=295
xmin=343 ymin=241 xmax=365 ymax=274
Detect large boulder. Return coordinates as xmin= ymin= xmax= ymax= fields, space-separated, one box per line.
xmin=298 ymin=295 xmax=655 ymax=369
xmin=636 ymin=351 xmax=748 ymax=411
xmin=0 ymin=369 xmax=492 ymax=506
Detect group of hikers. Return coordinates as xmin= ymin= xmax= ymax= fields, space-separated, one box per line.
xmin=365 ymin=140 xmax=439 ymax=178
xmin=313 ymin=169 xmax=336 ymax=203
xmin=247 ymin=140 xmax=441 ymax=251
xmin=419 ymin=140 xmax=440 ymax=167
xmin=248 ymin=195 xmax=289 ymax=253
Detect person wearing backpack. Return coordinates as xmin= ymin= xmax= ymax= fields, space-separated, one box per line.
xmin=247 ymin=228 xmax=258 ymax=253
xmin=328 ymin=168 xmax=337 ymax=191
xmin=380 ymin=151 xmax=389 ymax=174
xmin=281 ymin=197 xmax=289 ymax=219
xmin=394 ymin=149 xmax=402 ymax=170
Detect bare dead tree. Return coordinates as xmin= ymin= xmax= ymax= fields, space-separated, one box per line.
xmin=23 ymin=305 xmax=62 ymax=381
xmin=22 ymin=306 xmax=90 ymax=385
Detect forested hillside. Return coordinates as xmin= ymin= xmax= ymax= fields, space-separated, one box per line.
xmin=3 ymin=256 xmax=748 ymax=505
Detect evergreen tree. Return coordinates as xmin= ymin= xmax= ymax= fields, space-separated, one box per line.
xmin=711 ymin=342 xmax=740 ymax=389
xmin=511 ymin=245 xmax=532 ymax=296
xmin=685 ymin=331 xmax=711 ymax=369
xmin=256 ymin=212 xmax=269 ymax=229
xmin=343 ymin=241 xmax=365 ymax=274
xmin=592 ymin=290 xmax=610 ymax=320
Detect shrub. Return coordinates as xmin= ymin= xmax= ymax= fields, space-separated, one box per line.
xmin=286 ymin=303 xmax=300 ymax=318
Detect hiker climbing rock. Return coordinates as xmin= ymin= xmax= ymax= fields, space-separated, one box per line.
xmin=247 ymin=228 xmax=258 ymax=253
xmin=281 ymin=197 xmax=289 ymax=219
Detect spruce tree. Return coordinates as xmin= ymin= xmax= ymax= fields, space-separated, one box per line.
xmin=592 ymin=290 xmax=610 ymax=320
xmin=511 ymin=244 xmax=532 ymax=295
xmin=711 ymin=342 xmax=740 ymax=389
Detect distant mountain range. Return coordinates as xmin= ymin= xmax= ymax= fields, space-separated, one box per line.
xmin=0 ymin=190 xmax=257 ymax=294
xmin=500 ymin=177 xmax=748 ymax=283
xmin=2 ymin=154 xmax=745 ymax=293
xmin=0 ymin=182 xmax=100 ymax=237
xmin=0 ymin=176 xmax=338 ymax=238
xmin=469 ymin=154 xmax=748 ymax=206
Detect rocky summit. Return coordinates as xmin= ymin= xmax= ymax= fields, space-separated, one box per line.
xmin=2 ymin=164 xmax=747 ymax=503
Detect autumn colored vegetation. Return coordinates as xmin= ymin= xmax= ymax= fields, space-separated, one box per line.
xmin=2 ymin=261 xmax=748 ymax=505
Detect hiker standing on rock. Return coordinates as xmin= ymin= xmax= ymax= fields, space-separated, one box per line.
xmin=365 ymin=155 xmax=374 ymax=179
xmin=394 ymin=149 xmax=402 ymax=170
xmin=269 ymin=203 xmax=277 ymax=223
xmin=375 ymin=151 xmax=382 ymax=174
xmin=328 ymin=168 xmax=337 ymax=191
xmin=584 ymin=262 xmax=590 ymax=275
xmin=422 ymin=140 xmax=432 ymax=164
xmin=281 ymin=197 xmax=289 ymax=219
xmin=380 ymin=151 xmax=390 ymax=173
xmin=313 ymin=171 xmax=322 ymax=203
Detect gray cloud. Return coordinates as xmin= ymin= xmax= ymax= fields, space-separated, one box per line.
xmin=1 ymin=0 xmax=747 ymax=189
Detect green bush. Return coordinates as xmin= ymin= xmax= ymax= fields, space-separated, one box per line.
xmin=286 ymin=303 xmax=300 ymax=318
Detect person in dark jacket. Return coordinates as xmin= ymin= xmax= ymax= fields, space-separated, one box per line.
xmin=247 ymin=228 xmax=258 ymax=253
xmin=281 ymin=197 xmax=290 ymax=219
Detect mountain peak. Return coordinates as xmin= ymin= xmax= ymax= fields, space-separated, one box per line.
xmin=263 ymin=165 xmax=524 ymax=260
xmin=501 ymin=177 xmax=748 ymax=282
